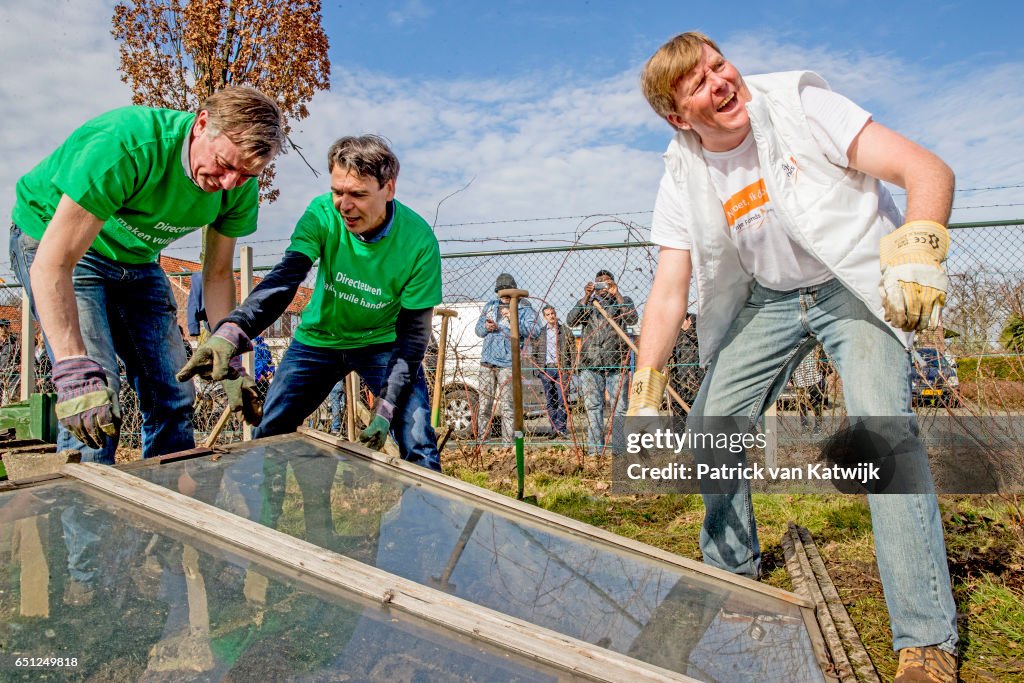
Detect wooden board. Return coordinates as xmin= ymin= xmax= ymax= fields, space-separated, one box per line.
xmin=63 ymin=461 xmax=698 ymax=683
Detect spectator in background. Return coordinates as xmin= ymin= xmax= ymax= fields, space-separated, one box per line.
xmin=532 ymin=305 xmax=575 ymax=439
xmin=667 ymin=312 xmax=703 ymax=417
xmin=253 ymin=335 xmax=275 ymax=382
xmin=568 ymin=270 xmax=638 ymax=454
xmin=475 ymin=273 xmax=540 ymax=443
xmin=328 ymin=379 xmax=347 ymax=434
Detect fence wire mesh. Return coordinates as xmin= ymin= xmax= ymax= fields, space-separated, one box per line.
xmin=1 ymin=220 xmax=1022 ymax=460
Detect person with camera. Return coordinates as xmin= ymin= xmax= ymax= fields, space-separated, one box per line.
xmin=568 ymin=270 xmax=637 ymax=455
xmin=474 ymin=273 xmax=539 ymax=443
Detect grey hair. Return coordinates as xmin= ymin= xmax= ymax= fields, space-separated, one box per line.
xmin=201 ymin=86 xmax=286 ymax=163
xmin=326 ymin=134 xmax=400 ymax=187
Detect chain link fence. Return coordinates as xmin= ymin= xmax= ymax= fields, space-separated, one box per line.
xmin=1 ymin=220 xmax=1023 ymax=458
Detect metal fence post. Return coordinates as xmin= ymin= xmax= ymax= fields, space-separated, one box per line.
xmin=240 ymin=247 xmax=254 ymax=441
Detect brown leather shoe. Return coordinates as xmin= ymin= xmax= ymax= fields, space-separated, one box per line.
xmin=894 ymin=646 xmax=958 ymax=682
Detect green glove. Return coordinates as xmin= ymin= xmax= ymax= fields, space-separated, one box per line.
xmin=176 ymin=323 xmax=251 ymax=382
xmin=358 ymin=400 xmax=394 ymax=450
xmin=222 ymin=371 xmax=263 ymax=426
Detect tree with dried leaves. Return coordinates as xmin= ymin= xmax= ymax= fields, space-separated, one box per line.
xmin=111 ymin=0 xmax=330 ymax=204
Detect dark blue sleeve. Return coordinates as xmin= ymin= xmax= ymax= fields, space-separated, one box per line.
xmin=380 ymin=307 xmax=433 ymax=407
xmin=219 ymin=250 xmax=314 ymax=337
xmin=187 ymin=272 xmax=205 ymax=335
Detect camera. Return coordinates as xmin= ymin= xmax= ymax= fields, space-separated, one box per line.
xmin=594 ymin=282 xmax=609 ymax=291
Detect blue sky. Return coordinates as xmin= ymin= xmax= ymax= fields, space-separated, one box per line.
xmin=1 ymin=0 xmax=1023 ymax=274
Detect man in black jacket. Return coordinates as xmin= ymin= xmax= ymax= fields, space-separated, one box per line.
xmin=567 ymin=270 xmax=637 ymax=454
xmin=532 ymin=305 xmax=575 ymax=438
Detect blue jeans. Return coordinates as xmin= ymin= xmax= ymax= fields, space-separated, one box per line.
xmin=9 ymin=225 xmax=195 ymax=463
xmin=253 ymin=339 xmax=441 ymax=472
xmin=328 ymin=380 xmax=346 ymax=433
xmin=539 ymin=367 xmax=568 ymax=435
xmin=580 ymin=369 xmax=628 ymax=453
xmin=689 ymin=279 xmax=957 ymax=653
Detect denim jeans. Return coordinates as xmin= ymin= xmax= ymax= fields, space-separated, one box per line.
xmin=9 ymin=225 xmax=195 ymax=464
xmin=580 ymin=369 xmax=628 ymax=453
xmin=476 ymin=365 xmax=513 ymax=442
xmin=689 ymin=278 xmax=957 ymax=653
xmin=539 ymin=367 xmax=568 ymax=435
xmin=328 ymin=380 xmax=346 ymax=433
xmin=253 ymin=339 xmax=441 ymax=472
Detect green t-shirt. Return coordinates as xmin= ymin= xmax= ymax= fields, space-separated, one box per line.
xmin=12 ymin=106 xmax=258 ymax=264
xmin=288 ymin=196 xmax=442 ymax=349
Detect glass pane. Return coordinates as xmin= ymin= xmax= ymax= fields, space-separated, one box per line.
xmin=133 ymin=435 xmax=826 ymax=682
xmin=0 ymin=481 xmax=577 ymax=682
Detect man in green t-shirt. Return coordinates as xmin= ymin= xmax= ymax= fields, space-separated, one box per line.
xmin=178 ymin=135 xmax=443 ymax=471
xmin=9 ymin=86 xmax=286 ymax=464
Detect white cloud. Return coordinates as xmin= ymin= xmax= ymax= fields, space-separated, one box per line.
xmin=0 ymin=0 xmax=131 ymax=275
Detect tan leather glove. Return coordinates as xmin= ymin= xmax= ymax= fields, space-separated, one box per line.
xmin=627 ymin=367 xmax=667 ymax=417
xmin=879 ymin=220 xmax=950 ymax=332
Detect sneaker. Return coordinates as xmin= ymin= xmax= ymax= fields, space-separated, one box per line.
xmin=895 ymin=646 xmax=957 ymax=682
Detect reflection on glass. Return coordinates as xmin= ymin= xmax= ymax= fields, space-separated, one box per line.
xmin=133 ymin=435 xmax=826 ymax=682
xmin=0 ymin=482 xmax=575 ymax=681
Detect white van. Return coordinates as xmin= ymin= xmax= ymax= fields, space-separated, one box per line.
xmin=427 ymin=301 xmax=563 ymax=439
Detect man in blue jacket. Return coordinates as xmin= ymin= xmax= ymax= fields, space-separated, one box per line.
xmin=474 ymin=273 xmax=539 ymax=443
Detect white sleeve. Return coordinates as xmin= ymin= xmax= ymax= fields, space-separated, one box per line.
xmin=800 ymin=85 xmax=872 ymax=167
xmin=650 ymin=170 xmax=692 ymax=250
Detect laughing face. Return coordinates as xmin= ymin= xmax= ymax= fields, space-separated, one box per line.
xmin=188 ymin=110 xmax=265 ymax=192
xmin=667 ymin=43 xmax=752 ymax=152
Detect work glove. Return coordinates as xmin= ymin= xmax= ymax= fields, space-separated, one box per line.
xmin=53 ymin=356 xmax=121 ymax=449
xmin=879 ymin=220 xmax=950 ymax=332
xmin=358 ymin=399 xmax=394 ymax=450
xmin=176 ymin=322 xmax=252 ymax=382
xmin=221 ymin=357 xmax=263 ymax=426
xmin=627 ymin=367 xmax=667 ymax=417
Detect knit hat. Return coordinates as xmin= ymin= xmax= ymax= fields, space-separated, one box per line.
xmin=494 ymin=273 xmax=517 ymax=292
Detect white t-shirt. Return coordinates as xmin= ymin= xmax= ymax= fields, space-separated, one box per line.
xmin=651 ymin=86 xmax=872 ymax=291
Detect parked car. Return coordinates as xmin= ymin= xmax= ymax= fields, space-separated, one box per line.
xmin=910 ymin=346 xmax=960 ymax=407
xmin=426 ymin=301 xmax=578 ymax=439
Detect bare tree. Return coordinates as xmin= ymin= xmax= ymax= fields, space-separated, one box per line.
xmin=945 ymin=268 xmax=1003 ymax=354
xmin=111 ymin=0 xmax=331 ymax=204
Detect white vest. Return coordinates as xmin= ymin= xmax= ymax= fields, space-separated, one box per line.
xmin=661 ymin=70 xmax=912 ymax=365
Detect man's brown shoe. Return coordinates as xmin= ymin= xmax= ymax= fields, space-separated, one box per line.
xmin=894 ymin=646 xmax=957 ymax=682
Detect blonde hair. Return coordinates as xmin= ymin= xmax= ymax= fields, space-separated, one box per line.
xmin=201 ymin=86 xmax=286 ymax=164
xmin=640 ymin=31 xmax=723 ymax=125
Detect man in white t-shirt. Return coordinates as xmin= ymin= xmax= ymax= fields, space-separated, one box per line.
xmin=629 ymin=32 xmax=958 ymax=681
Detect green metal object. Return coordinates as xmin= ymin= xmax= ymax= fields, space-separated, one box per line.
xmin=0 ymin=393 xmax=58 ymax=442
xmin=515 ymin=436 xmax=524 ymax=501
